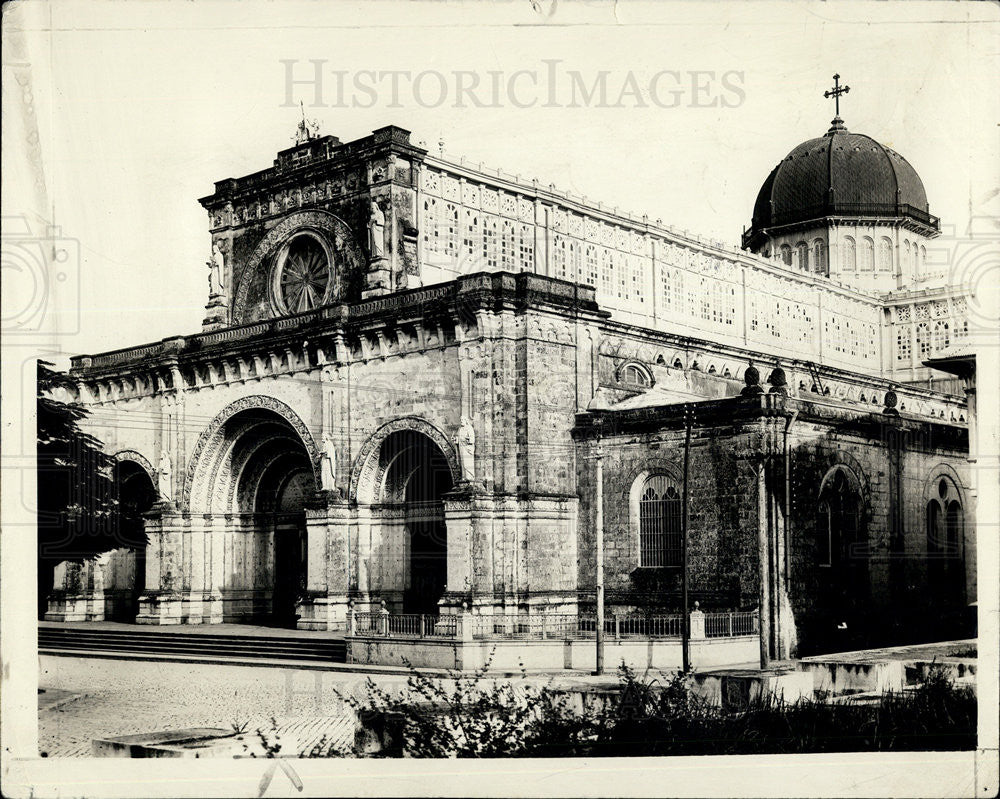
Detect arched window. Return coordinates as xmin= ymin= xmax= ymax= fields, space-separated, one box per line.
xmin=933 ymin=321 xmax=950 ymax=352
xmin=618 ymin=361 xmax=652 ymax=388
xmin=812 ymin=239 xmax=825 ymax=274
xmin=444 ymin=203 xmax=459 ymax=257
xmin=915 ymin=322 xmax=930 ymax=358
xmin=927 ymin=478 xmax=965 ymax=604
xmin=896 ymin=326 xmax=912 ymax=362
xmin=817 ymin=468 xmax=864 ymax=567
xmin=878 ymin=237 xmax=893 ymax=272
xmin=552 ymin=236 xmax=566 ymax=280
xmin=918 ymin=245 xmax=927 ymax=279
xmin=861 ymin=237 xmax=875 ymax=272
xmin=500 ymin=219 xmax=515 ymax=270
xmin=780 ymin=244 xmax=792 ymax=266
xmin=796 ymin=241 xmax=809 ymax=271
xmin=463 ymin=210 xmax=480 ymax=261
xmin=842 ymin=236 xmax=857 ymax=271
xmin=638 ymin=475 xmax=682 ymax=567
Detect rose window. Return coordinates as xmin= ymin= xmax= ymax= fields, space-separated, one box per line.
xmin=274 ymin=234 xmax=331 ymax=314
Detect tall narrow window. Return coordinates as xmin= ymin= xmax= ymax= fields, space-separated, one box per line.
xmin=878 ymin=237 xmax=893 ymax=272
xmin=842 ymin=236 xmax=857 ymax=272
xmin=796 ymin=241 xmax=809 ymax=271
xmin=861 ymin=237 xmax=875 ymax=272
xmin=638 ymin=475 xmax=682 ymax=567
xmin=933 ymin=321 xmax=950 ymax=352
xmin=813 ymin=239 xmax=825 ymax=274
xmin=896 ymin=327 xmax=912 ymax=362
xmin=916 ymin=322 xmax=930 ymax=358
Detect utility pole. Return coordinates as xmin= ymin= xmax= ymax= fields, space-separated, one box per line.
xmin=681 ymin=405 xmax=693 ymax=673
xmin=593 ymin=436 xmax=605 ymax=676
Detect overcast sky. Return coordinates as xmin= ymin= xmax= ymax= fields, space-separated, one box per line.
xmin=5 ymin=0 xmax=998 ymax=358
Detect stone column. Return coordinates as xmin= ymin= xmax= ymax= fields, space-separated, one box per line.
xmin=136 ymin=505 xmax=223 ymax=624
xmin=297 ymin=494 xmax=355 ymax=631
xmin=44 ymin=558 xmax=106 ymax=622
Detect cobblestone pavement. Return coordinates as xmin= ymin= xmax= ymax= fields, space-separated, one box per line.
xmin=38 ymin=655 xmax=412 ymax=757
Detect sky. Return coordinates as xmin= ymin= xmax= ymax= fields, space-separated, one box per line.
xmin=4 ymin=0 xmax=998 ymax=358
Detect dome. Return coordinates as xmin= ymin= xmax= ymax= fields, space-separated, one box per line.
xmin=744 ymin=118 xmax=938 ymax=251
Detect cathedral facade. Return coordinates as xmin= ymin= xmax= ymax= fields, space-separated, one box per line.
xmin=45 ymin=112 xmax=975 ymax=657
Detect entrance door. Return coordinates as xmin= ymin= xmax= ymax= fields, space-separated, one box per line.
xmin=270 ymin=470 xmax=311 ymax=626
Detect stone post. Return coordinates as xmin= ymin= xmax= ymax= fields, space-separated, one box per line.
xmin=458 ymin=603 xmax=474 ymax=643
xmin=689 ymin=601 xmax=706 ymax=640
xmin=378 ymin=599 xmax=389 ymax=636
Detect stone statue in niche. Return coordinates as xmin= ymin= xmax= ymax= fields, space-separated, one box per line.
xmin=207 ymin=242 xmax=226 ymax=297
xmin=319 ymin=435 xmax=337 ymax=491
xmin=457 ymin=415 xmax=476 ymax=481
xmin=158 ymin=450 xmax=173 ymax=501
xmin=368 ymin=199 xmax=386 ymax=261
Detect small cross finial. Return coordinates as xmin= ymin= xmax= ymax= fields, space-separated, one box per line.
xmin=824 ymin=73 xmax=850 ymax=117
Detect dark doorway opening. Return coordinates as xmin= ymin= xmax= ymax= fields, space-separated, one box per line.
xmin=378 ymin=430 xmax=453 ymax=615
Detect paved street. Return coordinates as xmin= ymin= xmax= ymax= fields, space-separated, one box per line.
xmin=38 ymin=654 xmax=408 ymax=757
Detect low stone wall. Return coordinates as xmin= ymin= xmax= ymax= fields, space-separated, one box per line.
xmin=345 ymin=635 xmax=759 ymax=672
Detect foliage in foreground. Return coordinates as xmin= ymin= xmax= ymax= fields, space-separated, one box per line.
xmin=252 ymin=659 xmax=975 ymax=758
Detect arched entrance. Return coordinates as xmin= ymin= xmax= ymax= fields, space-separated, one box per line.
xmin=114 ymin=459 xmax=157 ymax=620
xmin=187 ymin=401 xmax=318 ymax=627
xmin=372 ymin=429 xmax=455 ymax=615
xmin=813 ymin=466 xmax=870 ymax=651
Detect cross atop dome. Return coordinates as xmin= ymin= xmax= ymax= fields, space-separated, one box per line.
xmin=824 ymin=73 xmax=850 ymax=135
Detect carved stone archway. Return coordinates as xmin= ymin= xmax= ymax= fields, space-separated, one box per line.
xmin=113 ymin=449 xmax=156 ymax=482
xmin=182 ymin=395 xmax=321 ymax=512
xmin=350 ymin=416 xmax=460 ymax=505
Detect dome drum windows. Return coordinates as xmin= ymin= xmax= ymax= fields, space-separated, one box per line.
xmin=860 ymin=237 xmax=875 ymax=272
xmin=842 ymin=236 xmax=857 ymax=272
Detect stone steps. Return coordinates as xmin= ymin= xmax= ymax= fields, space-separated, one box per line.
xmin=39 ymin=626 xmax=346 ymax=664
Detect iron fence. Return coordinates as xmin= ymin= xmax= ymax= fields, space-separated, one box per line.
xmin=349 ymin=608 xmax=758 ymax=641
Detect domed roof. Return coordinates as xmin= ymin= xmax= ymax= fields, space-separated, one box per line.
xmin=745 ymin=118 xmax=938 ymax=250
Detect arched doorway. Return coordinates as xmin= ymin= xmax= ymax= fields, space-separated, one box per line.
xmin=187 ymin=402 xmax=318 ymax=627
xmin=375 ymin=430 xmax=454 ymax=615
xmin=814 ymin=466 xmax=869 ymax=651
xmin=114 ymin=459 xmax=157 ymax=620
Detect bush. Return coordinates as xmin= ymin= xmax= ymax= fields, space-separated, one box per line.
xmin=263 ymin=661 xmax=976 ymax=758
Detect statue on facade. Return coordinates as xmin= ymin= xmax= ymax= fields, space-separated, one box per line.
xmin=368 ymin=199 xmax=386 ymax=261
xmin=319 ymin=435 xmax=337 ymax=491
xmin=457 ymin=415 xmax=476 ymax=482
xmin=208 ymin=242 xmax=226 ymax=297
xmin=158 ymin=450 xmax=173 ymax=501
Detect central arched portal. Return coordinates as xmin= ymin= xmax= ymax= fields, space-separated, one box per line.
xmin=192 ymin=405 xmax=317 ymax=627
xmin=376 ymin=430 xmax=454 ymax=615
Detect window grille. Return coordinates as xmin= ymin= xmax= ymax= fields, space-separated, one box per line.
xmin=639 ymin=476 xmax=682 ymax=567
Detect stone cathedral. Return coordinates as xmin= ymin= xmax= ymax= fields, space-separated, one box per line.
xmin=45 ymin=99 xmax=976 ymax=657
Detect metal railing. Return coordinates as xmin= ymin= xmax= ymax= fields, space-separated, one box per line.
xmin=348 ymin=608 xmax=758 ymax=642
xmin=704 ymin=610 xmax=759 ymax=638
xmin=351 ymin=611 xmax=458 ymax=639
